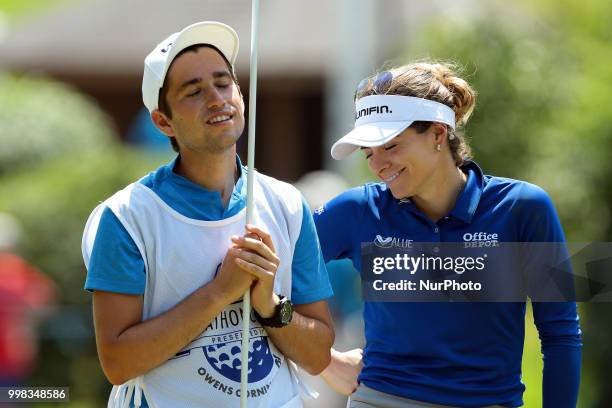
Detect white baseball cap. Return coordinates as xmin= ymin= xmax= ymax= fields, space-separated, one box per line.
xmin=331 ymin=95 xmax=456 ymax=160
xmin=142 ymin=21 xmax=239 ymax=113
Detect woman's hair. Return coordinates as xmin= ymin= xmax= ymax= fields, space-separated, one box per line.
xmin=355 ymin=61 xmax=477 ymax=166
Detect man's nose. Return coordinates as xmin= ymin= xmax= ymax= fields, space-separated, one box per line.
xmin=206 ymin=87 xmax=225 ymax=110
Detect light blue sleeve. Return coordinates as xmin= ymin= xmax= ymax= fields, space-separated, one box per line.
xmin=84 ymin=207 xmax=146 ymax=295
xmin=290 ymin=197 xmax=334 ymax=305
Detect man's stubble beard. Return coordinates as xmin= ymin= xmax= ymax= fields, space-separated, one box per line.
xmin=178 ymin=128 xmax=243 ymax=155
xmin=204 ymin=130 xmax=242 ymax=155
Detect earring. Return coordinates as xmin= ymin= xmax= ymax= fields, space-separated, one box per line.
xmin=436 ymin=144 xmax=441 ymax=152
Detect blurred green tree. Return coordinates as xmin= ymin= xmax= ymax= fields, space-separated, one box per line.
xmin=0 ymin=0 xmax=72 ymax=20
xmin=0 ymin=73 xmax=167 ymax=406
xmin=0 ymin=149 xmax=168 ymax=406
xmin=399 ymin=1 xmax=611 ymax=407
xmin=0 ymin=74 xmax=115 ymax=175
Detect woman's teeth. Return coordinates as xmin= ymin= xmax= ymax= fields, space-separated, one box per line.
xmin=384 ymin=171 xmax=402 ymax=182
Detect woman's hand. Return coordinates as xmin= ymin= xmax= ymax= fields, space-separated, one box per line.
xmin=320 ymin=347 xmax=363 ymax=395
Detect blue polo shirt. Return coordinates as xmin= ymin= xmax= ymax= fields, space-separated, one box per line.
xmin=314 ymin=161 xmax=581 ymax=408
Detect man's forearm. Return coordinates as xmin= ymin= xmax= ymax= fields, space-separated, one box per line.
xmin=94 ymin=282 xmax=229 ymax=384
xmin=265 ymin=304 xmax=334 ymax=375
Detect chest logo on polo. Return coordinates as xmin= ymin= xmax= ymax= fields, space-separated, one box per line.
xmin=463 ymin=232 xmax=500 ymax=247
xmin=374 ymin=234 xmax=413 ymax=248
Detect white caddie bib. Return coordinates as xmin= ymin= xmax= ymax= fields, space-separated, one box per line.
xmin=83 ymin=172 xmax=309 ymax=408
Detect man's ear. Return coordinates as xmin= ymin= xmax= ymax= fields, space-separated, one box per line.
xmin=151 ymin=110 xmax=175 ymax=137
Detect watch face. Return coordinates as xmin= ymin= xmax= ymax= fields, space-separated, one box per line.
xmin=279 ymin=301 xmax=293 ymax=324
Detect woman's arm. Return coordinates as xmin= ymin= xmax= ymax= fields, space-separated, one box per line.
xmin=320 ymin=348 xmax=363 ymax=395
xmin=518 ymin=183 xmax=582 ymax=408
xmin=533 ymin=302 xmax=582 ymax=408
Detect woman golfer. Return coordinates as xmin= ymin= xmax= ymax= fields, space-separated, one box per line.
xmin=315 ymin=62 xmax=581 ymax=408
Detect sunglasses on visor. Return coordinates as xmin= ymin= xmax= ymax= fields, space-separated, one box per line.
xmin=354 ymin=70 xmax=394 ymax=101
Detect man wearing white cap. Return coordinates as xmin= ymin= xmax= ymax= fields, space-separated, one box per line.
xmin=82 ymin=22 xmax=334 ymax=408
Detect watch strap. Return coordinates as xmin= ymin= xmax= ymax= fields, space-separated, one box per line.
xmin=255 ymin=295 xmax=292 ymax=328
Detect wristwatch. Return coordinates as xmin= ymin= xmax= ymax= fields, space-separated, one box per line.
xmin=255 ymin=295 xmax=293 ymax=328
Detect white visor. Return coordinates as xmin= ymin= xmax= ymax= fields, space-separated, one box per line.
xmin=331 ymin=95 xmax=456 ymax=160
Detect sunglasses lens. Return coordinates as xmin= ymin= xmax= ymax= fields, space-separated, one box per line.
xmin=355 ymin=77 xmax=371 ymax=99
xmin=373 ymin=71 xmax=393 ymax=94
xmin=355 ymin=71 xmax=393 ymax=100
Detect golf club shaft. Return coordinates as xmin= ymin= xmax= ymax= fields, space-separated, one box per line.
xmin=241 ymin=0 xmax=260 ymax=406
